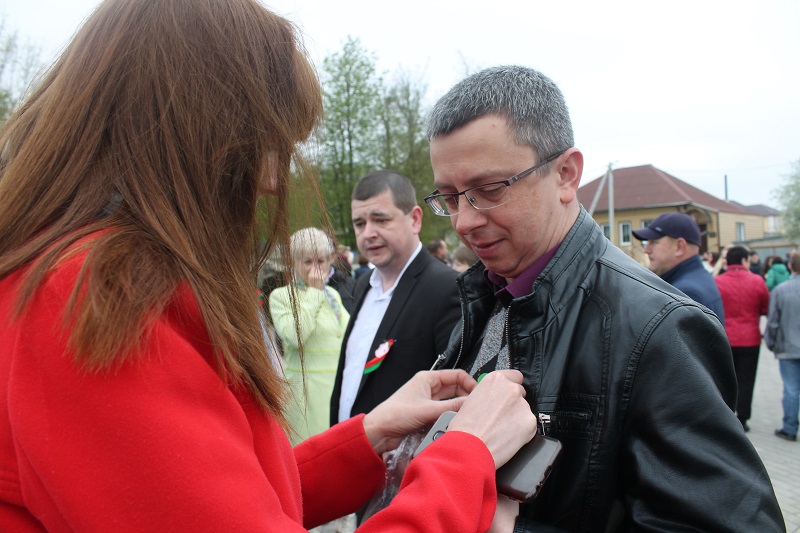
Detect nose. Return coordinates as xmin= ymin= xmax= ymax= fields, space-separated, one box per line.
xmin=357 ymin=223 xmax=379 ymax=250
xmin=452 ymin=202 xmax=486 ymax=236
xmin=361 ymin=221 xmax=378 ymax=239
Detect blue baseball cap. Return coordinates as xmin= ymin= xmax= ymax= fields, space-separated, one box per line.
xmin=632 ymin=212 xmax=702 ymax=246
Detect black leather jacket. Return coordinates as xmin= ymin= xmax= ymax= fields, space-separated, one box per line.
xmin=438 ymin=208 xmax=784 ymax=532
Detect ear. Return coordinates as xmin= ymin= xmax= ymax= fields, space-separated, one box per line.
xmin=557 ymin=148 xmax=584 ymax=204
xmin=674 ymin=238 xmax=689 ymax=256
xmin=410 ymin=205 xmax=424 ymax=235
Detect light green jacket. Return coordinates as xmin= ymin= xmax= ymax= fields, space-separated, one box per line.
xmin=269 ymin=285 xmax=349 ymax=445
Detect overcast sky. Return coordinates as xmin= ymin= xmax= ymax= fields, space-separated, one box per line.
xmin=2 ymin=0 xmax=798 ymax=208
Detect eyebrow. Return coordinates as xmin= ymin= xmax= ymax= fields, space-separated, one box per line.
xmin=352 ymin=209 xmax=392 ymax=223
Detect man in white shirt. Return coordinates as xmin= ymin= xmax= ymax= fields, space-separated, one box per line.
xmin=330 ymin=170 xmax=461 ymax=425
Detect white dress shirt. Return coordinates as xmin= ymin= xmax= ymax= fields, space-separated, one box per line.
xmin=337 ymin=243 xmax=422 ymax=422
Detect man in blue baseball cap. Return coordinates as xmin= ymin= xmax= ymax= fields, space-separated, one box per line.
xmin=633 ymin=212 xmax=725 ymax=319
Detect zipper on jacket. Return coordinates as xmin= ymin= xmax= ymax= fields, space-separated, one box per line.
xmin=554 ymin=409 xmax=590 ymax=421
xmin=538 ymin=413 xmax=552 ymax=436
xmin=537 ymin=410 xmax=591 ymax=436
xmin=504 ymin=303 xmax=512 ymax=370
xmin=429 ymin=353 xmax=446 ymax=371
xmin=435 ymin=291 xmax=467 ymax=371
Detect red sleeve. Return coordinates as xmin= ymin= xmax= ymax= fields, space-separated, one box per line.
xmin=3 ymin=263 xmax=309 ymax=532
xmin=294 ymin=415 xmax=386 ymax=527
xmin=296 ymin=419 xmax=497 ymax=533
xmin=359 ymin=431 xmax=497 ymax=533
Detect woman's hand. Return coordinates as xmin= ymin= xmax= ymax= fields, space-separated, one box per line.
xmin=294 ymin=253 xmax=330 ymax=290
xmin=304 ymin=265 xmax=327 ymax=289
xmin=362 ymin=368 xmax=537 ymax=469
xmin=362 ymin=369 xmax=477 ymax=456
xmin=447 ymin=370 xmax=537 ymax=469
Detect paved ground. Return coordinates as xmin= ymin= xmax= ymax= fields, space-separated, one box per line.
xmin=747 ymin=341 xmax=798 ymax=532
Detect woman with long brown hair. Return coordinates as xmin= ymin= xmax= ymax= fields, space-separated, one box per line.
xmin=0 ymin=0 xmax=535 ymax=531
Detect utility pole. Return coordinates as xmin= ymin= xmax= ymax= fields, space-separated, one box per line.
xmin=608 ymin=163 xmax=615 ymax=245
xmin=588 ymin=162 xmax=616 ymax=244
xmin=724 ymin=174 xmax=728 ymax=201
xmin=587 ymin=171 xmax=608 ymax=216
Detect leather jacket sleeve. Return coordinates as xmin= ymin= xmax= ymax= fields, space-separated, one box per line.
xmin=618 ymin=304 xmax=782 ymax=531
xmin=513 ymin=303 xmax=783 ymax=532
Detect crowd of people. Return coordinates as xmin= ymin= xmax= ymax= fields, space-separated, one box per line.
xmin=0 ymin=0 xmax=792 ymax=531
xmin=632 ymin=214 xmax=798 ymax=444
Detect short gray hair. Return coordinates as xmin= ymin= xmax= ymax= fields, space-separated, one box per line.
xmin=427 ymin=65 xmax=574 ymax=162
xmin=290 ymin=227 xmax=334 ymax=259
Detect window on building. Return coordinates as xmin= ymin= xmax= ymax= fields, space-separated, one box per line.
xmin=619 ymin=222 xmax=632 ymax=246
xmin=602 ymin=224 xmax=610 ymax=239
xmin=736 ymin=222 xmax=746 ymax=242
xmin=641 ymin=219 xmax=653 ymax=228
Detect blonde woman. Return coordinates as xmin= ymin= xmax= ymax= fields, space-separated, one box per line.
xmin=270 ymin=228 xmax=349 ymax=444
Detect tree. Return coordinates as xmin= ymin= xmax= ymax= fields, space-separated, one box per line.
xmin=375 ymin=71 xmax=427 ymax=180
xmin=317 ymin=39 xmax=457 ymax=248
xmin=374 ymin=71 xmax=453 ymax=244
xmin=775 ymin=158 xmax=800 ymax=241
xmin=0 ymin=20 xmax=41 ymax=124
xmin=317 ymin=37 xmax=381 ymax=246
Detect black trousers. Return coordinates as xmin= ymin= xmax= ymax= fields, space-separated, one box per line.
xmin=731 ymin=345 xmax=761 ymax=423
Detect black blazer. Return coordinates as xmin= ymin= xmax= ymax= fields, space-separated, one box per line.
xmin=330 ymin=249 xmax=461 ymax=425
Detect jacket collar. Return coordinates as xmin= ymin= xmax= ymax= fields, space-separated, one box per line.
xmin=661 ymin=254 xmax=703 ymax=284
xmin=726 ymin=265 xmax=748 ymax=273
xmin=457 ymin=207 xmax=606 ymax=316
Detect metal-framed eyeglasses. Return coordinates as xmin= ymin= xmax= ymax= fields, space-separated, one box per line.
xmin=423 ymin=150 xmax=566 ymax=216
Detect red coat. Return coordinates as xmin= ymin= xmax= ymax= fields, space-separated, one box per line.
xmin=0 ymin=249 xmax=496 ymax=532
xmin=714 ymin=265 xmax=769 ymax=347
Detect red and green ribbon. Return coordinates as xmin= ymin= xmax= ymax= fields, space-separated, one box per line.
xmin=364 ymin=339 xmax=395 ymax=374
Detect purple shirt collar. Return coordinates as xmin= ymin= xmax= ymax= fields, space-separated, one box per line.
xmin=484 ymin=242 xmax=562 ymax=300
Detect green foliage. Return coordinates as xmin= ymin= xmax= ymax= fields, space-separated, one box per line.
xmin=317 ymin=37 xmax=381 ymax=247
xmin=373 ymin=71 xmax=453 ymax=245
xmin=0 ymin=20 xmax=41 ymax=124
xmin=776 ymin=158 xmax=800 ymax=240
xmin=317 ymin=38 xmax=454 ymax=248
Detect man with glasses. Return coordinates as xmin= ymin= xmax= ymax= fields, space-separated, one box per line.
xmin=426 ymin=66 xmax=782 ymax=531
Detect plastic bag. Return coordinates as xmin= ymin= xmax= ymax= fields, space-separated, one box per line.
xmin=361 ymin=428 xmax=427 ymax=521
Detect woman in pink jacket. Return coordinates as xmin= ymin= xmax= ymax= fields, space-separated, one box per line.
xmin=715 ymin=246 xmax=770 ymax=432
xmin=0 ymin=0 xmax=535 ymax=531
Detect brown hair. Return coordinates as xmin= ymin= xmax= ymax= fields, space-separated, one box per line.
xmin=0 ymin=0 xmax=323 ymax=425
xmin=352 ymin=169 xmax=418 ymax=214
xmin=789 ymin=252 xmax=800 ymax=275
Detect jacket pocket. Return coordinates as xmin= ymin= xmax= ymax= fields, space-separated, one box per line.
xmin=538 ymin=393 xmax=599 ymax=441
